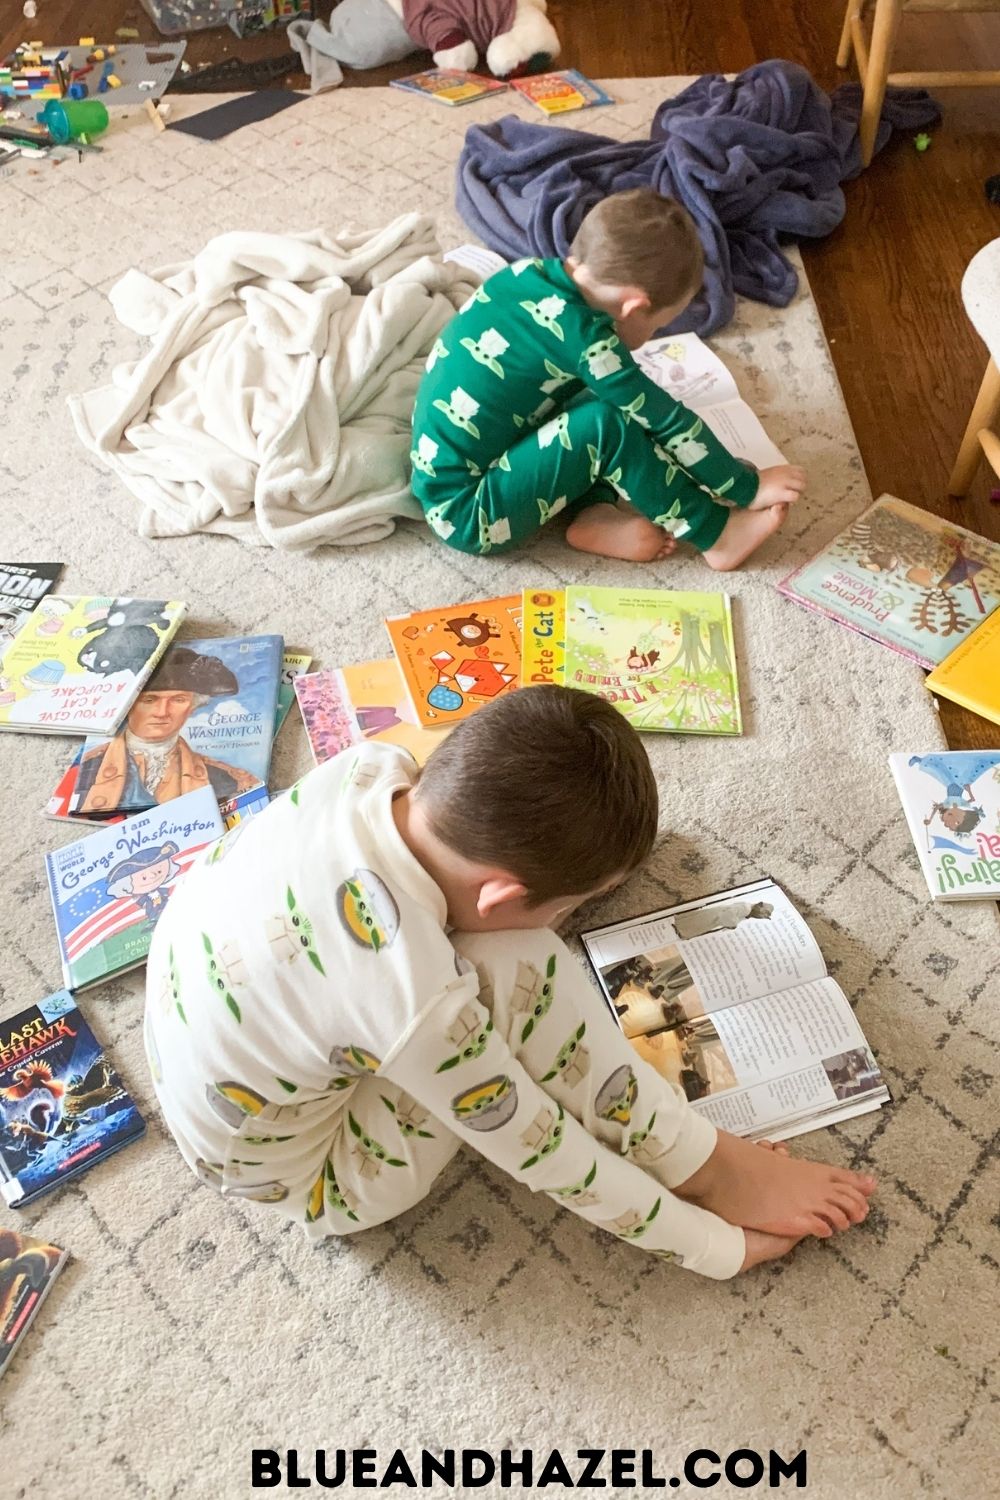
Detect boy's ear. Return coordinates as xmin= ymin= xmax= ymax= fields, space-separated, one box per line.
xmin=476 ymin=875 xmax=529 ymax=919
xmin=620 ymin=291 xmax=652 ymax=319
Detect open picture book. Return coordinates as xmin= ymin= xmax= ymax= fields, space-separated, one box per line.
xmin=582 ymin=878 xmax=890 ymax=1143
xmin=633 ymin=331 xmax=786 ymax=471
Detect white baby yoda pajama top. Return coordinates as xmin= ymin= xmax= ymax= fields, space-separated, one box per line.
xmin=144 ymin=744 xmax=745 ymax=1279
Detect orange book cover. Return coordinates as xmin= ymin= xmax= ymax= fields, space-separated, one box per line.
xmin=386 ymin=596 xmax=523 ymax=728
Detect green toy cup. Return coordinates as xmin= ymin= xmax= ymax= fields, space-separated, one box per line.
xmin=39 ymin=98 xmax=109 ymax=144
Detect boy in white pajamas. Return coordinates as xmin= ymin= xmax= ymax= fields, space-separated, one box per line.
xmin=145 ymin=687 xmax=875 ymax=1279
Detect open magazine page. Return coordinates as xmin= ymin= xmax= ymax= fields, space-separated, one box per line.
xmin=678 ymin=978 xmax=890 ymax=1142
xmin=584 ymin=880 xmax=828 ymax=1027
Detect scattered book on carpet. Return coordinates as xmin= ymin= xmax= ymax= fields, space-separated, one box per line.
xmin=633 ymin=331 xmax=786 ymax=471
xmin=778 ymin=495 xmax=1000 ymax=668
xmin=219 ymin=785 xmax=270 ymax=829
xmin=924 ymin=607 xmax=1000 ymax=728
xmin=389 ymin=69 xmax=508 ymax=105
xmin=0 ymin=989 xmax=145 ymax=1208
xmin=582 ymin=878 xmax=891 ymax=1142
xmin=0 ymin=1227 xmax=68 ymax=1379
xmin=386 ymin=594 xmax=522 ymax=729
xmin=511 ymin=69 xmax=614 ymax=114
xmin=295 ymin=659 xmax=451 ymax=769
xmin=522 ymin=585 xmax=742 ymax=735
xmin=0 ymin=597 xmax=186 ymax=736
xmin=67 ymin=634 xmax=283 ymax=819
xmin=276 ymin=651 xmax=312 ymax=735
xmin=45 ymin=786 xmax=224 ymax=990
xmin=889 ymin=751 xmax=1000 ymax=901
xmin=442 ymin=244 xmax=507 ymax=281
xmin=0 ymin=563 xmax=62 ymax=652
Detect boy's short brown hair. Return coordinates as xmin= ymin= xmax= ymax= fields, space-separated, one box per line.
xmin=569 ymin=188 xmax=704 ymax=310
xmin=416 ymin=685 xmax=658 ymax=904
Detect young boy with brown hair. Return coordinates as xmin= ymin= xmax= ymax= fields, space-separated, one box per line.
xmin=410 ymin=188 xmax=806 ymax=570
xmin=145 ymin=686 xmax=873 ymax=1278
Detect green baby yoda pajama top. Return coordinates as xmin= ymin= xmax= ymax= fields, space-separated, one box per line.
xmin=409 ymin=258 xmax=759 ymax=555
xmin=144 ymin=744 xmax=745 ymax=1280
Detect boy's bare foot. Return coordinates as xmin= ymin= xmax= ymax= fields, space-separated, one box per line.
xmin=749 ymin=464 xmax=807 ymax=510
xmin=702 ymin=503 xmax=788 ymax=572
xmin=676 ymin=1130 xmax=875 ymax=1240
xmin=740 ymin=1228 xmax=804 ymax=1272
xmin=566 ymin=503 xmax=676 ymax=563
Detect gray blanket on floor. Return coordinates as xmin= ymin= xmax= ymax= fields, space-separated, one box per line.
xmin=456 ymin=60 xmax=940 ymax=335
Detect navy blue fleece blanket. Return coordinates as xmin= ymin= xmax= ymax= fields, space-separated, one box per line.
xmin=456 ymin=60 xmax=940 ymax=335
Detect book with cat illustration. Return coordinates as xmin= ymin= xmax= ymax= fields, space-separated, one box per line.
xmin=66 ymin=634 xmax=282 ymax=819
xmin=0 ymin=597 xmax=186 ymax=736
xmin=295 ymin=659 xmax=452 ymax=769
xmin=522 ymin=585 xmax=742 ymax=735
xmin=0 ymin=989 xmax=145 ymax=1208
xmin=386 ymin=594 xmax=522 ymax=729
xmin=45 ymin=786 xmax=224 ymax=990
xmin=582 ymin=879 xmax=890 ymax=1142
xmin=889 ymin=751 xmax=1000 ymax=901
xmin=778 ymin=496 xmax=1000 ymax=668
xmin=0 ymin=1227 xmax=68 ymax=1379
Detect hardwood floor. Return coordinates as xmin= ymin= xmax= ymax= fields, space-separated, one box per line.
xmin=5 ymin=1 xmax=999 ymax=746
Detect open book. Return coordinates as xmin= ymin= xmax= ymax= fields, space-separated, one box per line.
xmin=633 ymin=332 xmax=786 ymax=472
xmin=582 ymin=878 xmax=890 ymax=1143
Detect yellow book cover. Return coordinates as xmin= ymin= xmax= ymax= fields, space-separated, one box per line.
xmin=385 ymin=596 xmax=522 ymax=729
xmin=294 ymin=660 xmax=451 ymax=768
xmin=925 ymin=609 xmax=1000 ymax=725
xmin=521 ymin=588 xmax=566 ymax=689
xmin=0 ymin=597 xmax=186 ymax=736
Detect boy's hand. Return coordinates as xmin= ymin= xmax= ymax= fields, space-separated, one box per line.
xmin=750 ymin=464 xmax=807 ymax=510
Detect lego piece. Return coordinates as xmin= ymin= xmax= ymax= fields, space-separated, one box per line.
xmin=116 ymin=27 xmax=140 ymax=39
xmin=914 ymin=132 xmax=932 ymax=152
xmin=68 ymin=81 xmax=88 ymax=99
xmin=139 ymin=80 xmax=156 ymax=90
xmin=106 ymin=74 xmax=121 ymax=89
xmin=90 ymin=49 xmax=106 ymax=62
xmin=107 ymin=45 xmax=117 ymax=55
xmin=79 ymin=36 xmax=95 ymax=46
xmin=98 ymin=76 xmax=109 ymax=93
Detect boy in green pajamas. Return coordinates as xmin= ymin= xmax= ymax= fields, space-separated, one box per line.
xmin=411 ymin=189 xmax=806 ymax=569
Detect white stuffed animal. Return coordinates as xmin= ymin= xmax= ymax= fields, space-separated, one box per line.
xmin=385 ymin=0 xmax=560 ymax=78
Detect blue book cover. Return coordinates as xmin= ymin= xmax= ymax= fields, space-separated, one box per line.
xmin=0 ymin=990 xmax=145 ymax=1208
xmin=45 ymin=786 xmax=224 ymax=990
xmin=70 ymin=634 xmax=283 ymax=817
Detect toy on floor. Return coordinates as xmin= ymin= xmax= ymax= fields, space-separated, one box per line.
xmin=288 ymin=0 xmax=558 ymax=93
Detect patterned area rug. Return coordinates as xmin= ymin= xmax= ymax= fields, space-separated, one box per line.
xmin=2 ymin=81 xmax=998 ymax=1500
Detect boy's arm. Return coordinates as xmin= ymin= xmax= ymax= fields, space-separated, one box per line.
xmin=573 ymin=328 xmax=759 ymax=506
xmin=379 ymin=976 xmax=745 ymax=1280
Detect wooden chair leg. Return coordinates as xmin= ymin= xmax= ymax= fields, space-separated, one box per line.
xmin=948 ymin=358 xmax=1000 ymax=496
xmin=837 ymin=0 xmax=856 ymax=69
xmin=859 ymin=0 xmax=901 ymax=168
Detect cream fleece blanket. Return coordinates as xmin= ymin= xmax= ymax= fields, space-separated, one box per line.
xmin=68 ymin=214 xmax=476 ymax=549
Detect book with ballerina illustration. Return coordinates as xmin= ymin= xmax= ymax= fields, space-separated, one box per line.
xmin=890 ymin=751 xmax=1000 ymax=900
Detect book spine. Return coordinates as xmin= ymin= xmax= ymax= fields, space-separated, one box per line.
xmin=521 ymin=589 xmax=565 ymax=689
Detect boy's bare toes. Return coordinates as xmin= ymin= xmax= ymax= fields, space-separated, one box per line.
xmin=833 ymin=1168 xmax=876 ymax=1195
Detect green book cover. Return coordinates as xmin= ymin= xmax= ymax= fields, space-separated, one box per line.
xmin=559 ymin=586 xmax=742 ymax=735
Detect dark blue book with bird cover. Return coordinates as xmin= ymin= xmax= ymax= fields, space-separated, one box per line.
xmin=0 ymin=990 xmax=145 ymax=1208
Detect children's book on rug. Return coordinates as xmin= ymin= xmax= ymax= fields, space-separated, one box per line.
xmin=0 ymin=989 xmax=145 ymax=1208
xmin=0 ymin=563 xmax=62 ymax=652
xmin=45 ymin=786 xmax=224 ymax=990
xmin=442 ymin=244 xmax=507 ymax=281
xmin=889 ymin=751 xmax=1000 ymax=901
xmin=66 ymin=634 xmax=283 ymax=819
xmin=522 ymin=585 xmax=742 ymax=735
xmin=219 ymin=785 xmax=270 ymax=829
xmin=276 ymin=651 xmax=312 ymax=735
xmin=0 ymin=1226 xmax=68 ymax=1379
xmin=633 ymin=332 xmax=786 ymax=472
xmin=386 ymin=594 xmax=522 ymax=729
xmin=924 ymin=607 xmax=1000 ymax=728
xmin=295 ymin=659 xmax=451 ymax=769
xmin=778 ymin=495 xmax=1000 ymax=668
xmin=389 ymin=69 xmax=508 ymax=105
xmin=512 ymin=69 xmax=614 ymax=114
xmin=582 ymin=879 xmax=890 ymax=1142
xmin=0 ymin=597 xmax=186 ymax=736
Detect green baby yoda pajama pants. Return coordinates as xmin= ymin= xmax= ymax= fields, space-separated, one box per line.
xmin=409 ymin=257 xmax=759 ymax=557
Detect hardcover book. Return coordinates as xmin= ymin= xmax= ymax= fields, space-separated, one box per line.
xmin=386 ymin=595 xmax=522 ymax=729
xmin=889 ymin=751 xmax=1000 ymax=900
